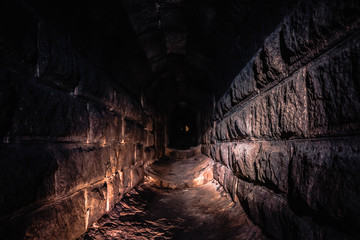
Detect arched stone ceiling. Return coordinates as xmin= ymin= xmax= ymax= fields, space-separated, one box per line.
xmin=24 ymin=0 xmax=299 ymax=114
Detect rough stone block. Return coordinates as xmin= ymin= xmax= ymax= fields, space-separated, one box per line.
xmin=145 ymin=131 xmax=155 ymax=147
xmin=143 ymin=146 xmax=156 ymax=164
xmin=0 ymin=144 xmax=57 ymax=216
xmin=107 ymin=172 xmax=122 ymax=210
xmin=214 ymin=109 xmax=252 ymax=142
xmin=215 ymin=92 xmax=232 ymax=120
xmin=214 ymin=141 xmax=291 ymax=194
xmin=118 ymin=170 xmax=125 ymax=195
xmin=254 ymin=28 xmax=289 ymax=88
xmin=230 ymin=142 xmax=259 ymax=181
xmin=214 ymin=102 xmax=223 ymax=121
xmin=109 ymin=142 xmax=136 ymax=176
xmin=122 ymin=168 xmax=132 ymax=192
xmin=78 ymin=59 xmax=113 ymax=100
xmin=86 ymin=181 xmax=107 ymax=228
xmin=53 ymin=145 xmax=109 ymax=195
xmin=88 ymin=105 xmax=107 ymax=142
xmin=251 ymin=68 xmax=308 ymax=139
xmin=201 ymin=144 xmax=211 ymax=157
xmin=130 ymin=166 xmax=144 ymax=188
xmin=37 ymin=22 xmax=80 ymax=90
xmin=210 ymin=127 xmax=217 ymax=144
xmin=24 ymin=190 xmax=85 ymax=240
xmin=89 ymin=105 xmax=122 ymax=143
xmin=136 ymin=126 xmax=146 ymax=144
xmin=231 ymin=60 xmax=258 ymax=105
xmin=214 ymin=0 xmax=359 ymax=122
xmin=306 ymin=37 xmax=360 ymax=136
xmin=209 ymin=143 xmax=219 ymax=163
xmin=107 ymin=145 xmax=118 ymax=177
xmin=290 ymin=139 xmax=360 ymax=229
xmin=214 ymin=68 xmax=307 ymax=141
xmin=214 ymin=160 xmax=357 ymax=239
xmin=236 ymin=180 xmax=319 ymax=240
xmin=214 ymin=120 xmax=229 ymax=141
xmin=124 ymin=118 xmax=145 ymax=143
xmin=143 ymin=114 xmax=154 ymax=132
xmin=10 ymin=83 xmax=89 ymax=138
xmin=251 ymin=141 xmax=291 ymax=193
xmin=280 ymin=0 xmax=360 ymax=66
xmin=212 ymin=162 xmax=227 ymax=187
xmin=135 ymin=144 xmax=144 ymax=165
xmin=114 ymin=89 xmax=144 ymax=122
xmin=116 ymin=143 xmax=135 ymax=170
xmin=106 ymin=113 xmax=122 ymax=143
xmin=218 ymin=143 xmax=231 ymax=168
xmin=222 ymin=166 xmax=239 ymax=201
xmin=124 ymin=119 xmax=136 ymax=142
xmin=256 ymin=142 xmax=291 ymax=193
xmin=227 ymin=106 xmax=252 ymax=140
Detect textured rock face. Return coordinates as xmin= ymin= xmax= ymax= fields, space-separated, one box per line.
xmin=203 ymin=0 xmax=360 ymax=239
xmin=0 ymin=8 xmax=165 ymax=240
xmin=290 ymin=140 xmax=360 ymax=229
xmin=1 ymin=0 xmax=359 ymax=239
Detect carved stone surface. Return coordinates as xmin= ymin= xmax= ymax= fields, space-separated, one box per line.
xmin=206 ymin=0 xmax=360 ymax=239
xmin=0 ymin=11 xmax=163 ymax=239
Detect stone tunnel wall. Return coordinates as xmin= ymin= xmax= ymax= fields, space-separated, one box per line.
xmin=0 ymin=21 xmax=164 ymax=239
xmin=201 ymin=0 xmax=360 ymax=239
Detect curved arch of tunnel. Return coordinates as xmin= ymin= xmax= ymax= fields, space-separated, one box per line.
xmin=168 ymin=104 xmax=198 ymax=150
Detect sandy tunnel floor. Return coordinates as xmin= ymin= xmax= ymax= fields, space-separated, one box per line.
xmin=79 ymin=154 xmax=267 ymax=240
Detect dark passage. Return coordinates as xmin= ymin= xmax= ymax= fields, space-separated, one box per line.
xmin=168 ymin=104 xmax=197 ymax=149
xmin=1 ymin=0 xmax=359 ymax=239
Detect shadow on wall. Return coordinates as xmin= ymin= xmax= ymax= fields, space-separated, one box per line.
xmin=168 ymin=104 xmax=198 ymax=150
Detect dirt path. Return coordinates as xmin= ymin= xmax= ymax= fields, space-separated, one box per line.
xmin=78 ymin=155 xmax=267 ymax=240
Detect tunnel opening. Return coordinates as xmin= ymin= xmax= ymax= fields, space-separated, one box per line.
xmin=167 ymin=103 xmax=198 ymax=150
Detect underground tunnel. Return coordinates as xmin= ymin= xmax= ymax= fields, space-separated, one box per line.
xmin=0 ymin=0 xmax=359 ymax=239
xmin=168 ymin=104 xmax=198 ymax=149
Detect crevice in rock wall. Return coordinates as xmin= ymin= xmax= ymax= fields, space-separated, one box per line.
xmin=202 ymin=0 xmax=360 ymax=239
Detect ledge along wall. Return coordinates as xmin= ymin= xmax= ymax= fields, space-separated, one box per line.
xmin=0 ymin=20 xmax=165 ymax=239
xmin=201 ymin=0 xmax=360 ymax=239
